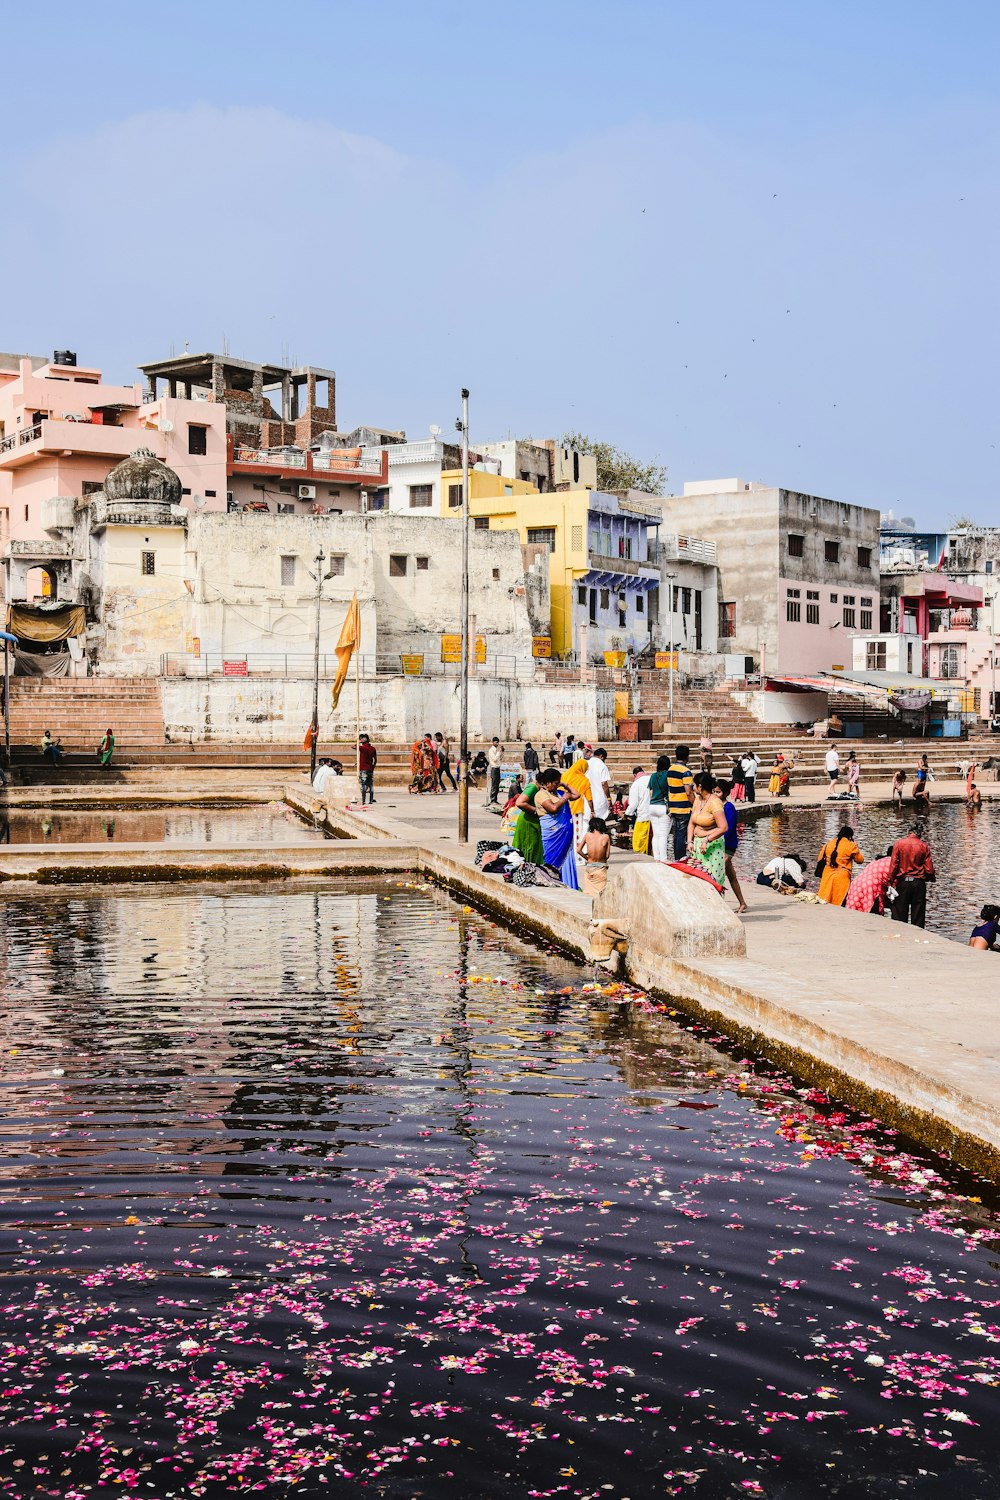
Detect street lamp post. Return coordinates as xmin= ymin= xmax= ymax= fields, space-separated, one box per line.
xmin=665 ymin=569 xmax=677 ymax=726
xmin=309 ymin=545 xmax=326 ymax=781
xmin=457 ymin=389 xmax=471 ymax=843
xmin=991 ymin=590 xmax=997 ymax=723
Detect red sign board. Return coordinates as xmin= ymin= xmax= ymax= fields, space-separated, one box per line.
xmin=223 ymin=659 xmax=248 ymax=677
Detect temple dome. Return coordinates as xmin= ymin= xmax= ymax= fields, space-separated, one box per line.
xmin=103 ymin=447 xmax=182 ymax=505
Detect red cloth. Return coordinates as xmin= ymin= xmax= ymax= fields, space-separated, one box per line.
xmin=359 ymin=742 xmax=377 ymax=773
xmin=889 ymin=835 xmax=935 ymax=883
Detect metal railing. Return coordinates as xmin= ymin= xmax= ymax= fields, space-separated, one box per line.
xmin=0 ymin=422 xmax=42 ymax=455
xmin=161 ymin=651 xmax=546 ymax=681
xmin=379 ymin=439 xmax=442 ymax=465
xmin=313 ymin=451 xmax=383 ymax=475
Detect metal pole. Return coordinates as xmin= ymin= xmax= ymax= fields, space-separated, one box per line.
xmin=991 ymin=591 xmax=997 ymax=722
xmin=665 ymin=570 xmax=677 ymax=726
xmin=2 ymin=641 xmax=9 ymax=773
xmin=457 ymin=388 xmax=470 ymax=843
xmin=355 ymin=608 xmax=362 ymax=803
xmin=310 ymin=545 xmax=325 ymax=780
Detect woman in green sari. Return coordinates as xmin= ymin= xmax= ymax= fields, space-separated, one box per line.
xmin=98 ymin=727 xmax=115 ymax=767
xmin=511 ymin=766 xmax=562 ymax=865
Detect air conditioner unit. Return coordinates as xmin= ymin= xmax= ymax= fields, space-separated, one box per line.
xmin=298 ymin=484 xmax=317 ymax=500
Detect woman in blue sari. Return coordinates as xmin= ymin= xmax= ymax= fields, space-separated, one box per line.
xmin=535 ymin=774 xmax=579 ymax=890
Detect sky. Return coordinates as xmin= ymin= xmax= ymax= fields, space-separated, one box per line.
xmin=2 ymin=0 xmax=997 ymax=526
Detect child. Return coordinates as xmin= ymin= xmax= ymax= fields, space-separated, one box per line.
xmin=891 ymin=768 xmax=905 ymax=807
xmin=577 ymin=816 xmax=611 ymax=897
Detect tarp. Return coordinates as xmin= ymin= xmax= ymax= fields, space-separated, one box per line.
xmin=6 ymin=604 xmax=85 ymax=644
xmin=14 ymin=648 xmax=71 ymax=677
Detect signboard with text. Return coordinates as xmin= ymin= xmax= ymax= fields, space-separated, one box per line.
xmin=532 ymin=636 xmax=552 ymax=658
xmin=441 ymin=634 xmax=486 ymax=663
xmin=223 ymin=659 xmax=248 ymax=677
xmin=604 ymin=651 xmax=627 ymax=668
xmin=401 ymin=654 xmax=424 ymax=676
xmin=654 ymin=651 xmax=678 ymax=670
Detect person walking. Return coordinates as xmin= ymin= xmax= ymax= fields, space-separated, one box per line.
xmin=888 ymin=822 xmax=935 ymax=928
xmin=626 ymin=765 xmax=652 ymax=854
xmin=586 ymin=746 xmax=612 ymax=820
xmin=816 ymin=825 xmax=864 ymax=906
xmin=562 ymin=734 xmax=577 ymax=770
xmin=685 ymin=772 xmax=729 ymax=888
xmin=97 ymin=727 xmax=115 ymax=767
xmin=825 ymin=744 xmax=841 ymax=790
xmin=549 ymin=732 xmax=563 ymax=767
xmin=847 ymin=751 xmax=861 ymax=799
xmin=740 ymin=749 xmax=759 ymax=804
xmin=714 ymin=777 xmax=748 ymax=912
xmin=699 ymin=723 xmax=713 ymax=772
xmin=647 ymin=754 xmax=673 ymax=862
xmin=523 ymin=741 xmax=540 ymax=776
xmin=358 ymin=733 xmax=378 ymax=804
xmin=435 ymin=732 xmax=458 ymax=791
xmin=486 ymin=737 xmax=504 ymax=806
xmin=667 ymin=744 xmax=695 ymax=861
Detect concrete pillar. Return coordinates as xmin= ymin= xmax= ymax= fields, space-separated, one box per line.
xmin=282 ymin=377 xmax=292 ymax=422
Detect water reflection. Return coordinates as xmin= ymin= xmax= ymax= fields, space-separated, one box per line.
xmin=0 ymin=884 xmax=999 ymax=1498
xmin=0 ymin=804 xmax=329 ymax=845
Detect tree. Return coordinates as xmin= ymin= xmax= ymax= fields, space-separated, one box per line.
xmin=560 ymin=432 xmax=667 ymax=496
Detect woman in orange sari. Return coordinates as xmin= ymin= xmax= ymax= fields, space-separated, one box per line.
xmin=817 ymin=824 xmax=864 ymax=907
xmin=560 ymin=756 xmax=593 ymax=843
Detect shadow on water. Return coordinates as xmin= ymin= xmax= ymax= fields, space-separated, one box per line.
xmin=0 ymin=880 xmax=999 ymax=1497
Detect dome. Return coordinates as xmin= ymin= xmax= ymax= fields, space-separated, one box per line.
xmin=103 ymin=447 xmax=182 ymax=505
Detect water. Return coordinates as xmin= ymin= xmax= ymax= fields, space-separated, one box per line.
xmin=0 ymin=804 xmax=330 ymax=845
xmin=1 ymin=883 xmax=999 ymax=1499
xmin=734 ymin=801 xmax=1000 ymax=942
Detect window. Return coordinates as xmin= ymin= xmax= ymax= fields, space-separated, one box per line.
xmin=474 ymin=517 xmax=489 ymax=531
xmin=786 ymin=598 xmax=801 ymax=622
xmin=278 ymin=503 xmax=295 ymax=514
xmin=589 ymin=589 xmax=597 ymax=625
xmin=860 ymin=608 xmax=873 ymax=630
xmin=985 ymin=560 xmax=993 ymax=575
xmin=408 ymin=483 xmax=433 ymax=508
xmin=720 ymin=601 xmax=736 ymax=637
xmin=181 ymin=487 xmax=191 ymax=496
xmin=416 ymin=556 xmax=429 ymax=571
xmin=205 ymin=489 xmax=217 ymax=498
xmin=527 ymin=526 xmax=557 ymax=552
xmin=577 ymin=584 xmax=587 ymax=605
xmin=187 ymin=424 xmax=207 ymax=456
xmin=280 ymin=555 xmax=296 ymax=586
xmin=636 ymin=594 xmax=644 ymax=614
xmin=682 ymin=587 xmax=692 ymax=615
xmin=857 ymin=545 xmax=872 ymax=569
xmin=787 ymin=533 xmax=804 ymax=557
xmin=141 ymin=551 xmax=155 ymax=576
xmin=842 ymin=594 xmax=855 ymax=604
xmin=786 ymin=587 xmax=801 ymax=597
xmin=447 ymin=483 xmax=463 ymax=508
xmin=825 ymin=539 xmax=840 ymax=563
xmin=618 ymin=607 xmax=627 ymax=628
xmin=866 ymin=641 xmax=887 ymax=671
xmin=843 ymin=603 xmax=856 ymax=628
xmin=571 ymin=525 xmax=583 ymax=552
xmin=328 ymin=555 xmax=345 ymax=576
xmin=492 ymin=567 xmax=500 ymax=580
xmin=830 ymin=593 xmax=838 ymax=603
xmin=599 ymin=588 xmax=610 ymax=611
xmin=389 ymin=554 xmax=408 ymax=577
xmin=939 ymin=645 xmax=962 ymax=679
xmin=279 ymin=483 xmax=293 ymax=494
xmin=806 ymin=589 xmax=820 ymax=625
xmin=82 ymin=479 xmax=102 ymax=498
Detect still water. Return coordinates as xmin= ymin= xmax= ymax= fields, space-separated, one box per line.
xmin=1 ymin=883 xmax=999 ymax=1498
xmin=735 ymin=801 xmax=1000 ymax=942
xmin=0 ymin=804 xmax=330 ymax=845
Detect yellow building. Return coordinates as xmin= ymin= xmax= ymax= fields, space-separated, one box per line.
xmin=438 ymin=468 xmax=539 ymax=518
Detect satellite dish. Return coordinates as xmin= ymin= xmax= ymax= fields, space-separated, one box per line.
xmin=160 ymin=418 xmax=174 ymax=433
xmin=429 ymin=424 xmax=441 ymax=438
xmin=194 ymin=494 xmax=206 ymax=508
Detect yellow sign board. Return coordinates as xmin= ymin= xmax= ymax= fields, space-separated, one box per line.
xmin=401 ymin=654 xmax=424 ymax=676
xmin=604 ymin=651 xmax=627 ymax=668
xmin=441 ymin=634 xmax=486 ymax=663
xmin=655 ymin=651 xmax=678 ymax=670
xmin=532 ymin=636 xmax=552 ymax=658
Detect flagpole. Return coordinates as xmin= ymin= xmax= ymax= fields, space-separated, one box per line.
xmin=457 ymin=387 xmax=470 ymax=844
xmin=355 ymin=607 xmax=362 ymax=802
xmin=310 ymin=545 xmax=325 ymax=780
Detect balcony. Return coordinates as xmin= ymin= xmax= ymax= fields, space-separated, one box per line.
xmin=0 ymin=418 xmax=144 ymax=469
xmin=586 ymin=551 xmax=659 ymax=579
xmin=657 ymin=534 xmax=718 ymax=565
xmin=228 ymin=437 xmax=387 ymax=486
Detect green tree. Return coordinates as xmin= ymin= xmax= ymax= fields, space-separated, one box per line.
xmin=560 ymin=432 xmax=667 ymax=496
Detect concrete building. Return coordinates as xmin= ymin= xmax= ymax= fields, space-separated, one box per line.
xmin=660 ymin=479 xmax=881 ymax=677
xmin=475 ymin=439 xmax=598 ymax=493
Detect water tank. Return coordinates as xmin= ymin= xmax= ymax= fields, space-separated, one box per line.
xmin=53 ymin=349 xmax=77 ymax=367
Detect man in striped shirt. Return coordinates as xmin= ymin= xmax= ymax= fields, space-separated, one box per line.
xmin=667 ymin=745 xmax=695 ymax=861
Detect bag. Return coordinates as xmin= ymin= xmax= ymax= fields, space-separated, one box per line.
xmin=814 ymin=847 xmax=828 ymax=879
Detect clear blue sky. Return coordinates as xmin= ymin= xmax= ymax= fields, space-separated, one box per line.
xmin=4 ymin=1 xmax=997 ymax=524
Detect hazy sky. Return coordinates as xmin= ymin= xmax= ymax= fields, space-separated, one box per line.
xmin=4 ymin=1 xmax=997 ymax=524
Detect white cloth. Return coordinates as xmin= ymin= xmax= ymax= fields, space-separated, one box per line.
xmin=586 ymin=756 xmax=612 ymax=819
xmin=649 ymin=803 xmax=672 ymax=862
xmin=312 ymin=765 xmax=335 ymax=796
xmin=741 ymin=754 xmax=759 ymax=781
xmin=487 ymin=745 xmax=503 ymax=770
xmin=762 ymin=856 xmax=804 ymax=888
xmin=825 ymin=748 xmax=840 ymax=775
xmin=626 ymin=773 xmax=652 ymax=822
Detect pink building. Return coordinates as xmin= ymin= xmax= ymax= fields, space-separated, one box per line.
xmin=0 ymin=350 xmax=227 ymax=601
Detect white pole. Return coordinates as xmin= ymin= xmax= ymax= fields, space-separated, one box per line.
xmin=665 ymin=570 xmax=677 ymax=726
xmin=458 ymin=388 xmax=470 ymax=843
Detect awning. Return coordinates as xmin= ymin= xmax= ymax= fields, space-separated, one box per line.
xmin=6 ymin=603 xmax=86 ymax=643
xmin=764 ymin=674 xmax=891 ymax=706
xmin=579 ymin=571 xmax=659 ymax=591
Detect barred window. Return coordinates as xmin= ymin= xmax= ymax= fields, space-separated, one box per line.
xmin=141 ymin=551 xmax=155 ymax=576
xmin=786 ymin=599 xmax=801 ymax=622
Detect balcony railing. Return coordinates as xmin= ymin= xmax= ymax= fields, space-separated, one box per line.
xmin=657 ymin=535 xmax=718 ymax=564
xmin=313 ymin=451 xmax=384 ymax=475
xmin=230 ymin=441 xmax=386 ymax=480
xmin=381 ymin=440 xmax=442 ymax=465
xmin=0 ymin=422 xmax=42 ymax=454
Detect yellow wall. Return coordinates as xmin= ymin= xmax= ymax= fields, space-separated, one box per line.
xmin=438 ymin=468 xmax=538 ymax=518
xmin=464 ymin=488 xmax=593 ymax=655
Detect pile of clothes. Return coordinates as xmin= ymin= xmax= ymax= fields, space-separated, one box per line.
xmin=474 ymin=840 xmax=564 ymax=888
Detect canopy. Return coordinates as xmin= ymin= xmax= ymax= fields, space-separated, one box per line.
xmin=6 ymin=603 xmax=85 ymax=643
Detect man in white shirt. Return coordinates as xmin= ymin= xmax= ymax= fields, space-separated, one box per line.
xmin=740 ymin=750 xmax=760 ymax=804
xmin=312 ymin=757 xmax=336 ymax=797
xmin=485 ymin=737 xmax=504 ymax=806
xmin=586 ymin=747 xmax=612 ymax=820
xmin=625 ymin=765 xmax=652 ymax=854
xmin=825 ymin=745 xmax=840 ymax=788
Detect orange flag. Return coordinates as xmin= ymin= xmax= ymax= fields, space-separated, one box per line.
xmin=331 ymin=594 xmax=360 ymax=711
